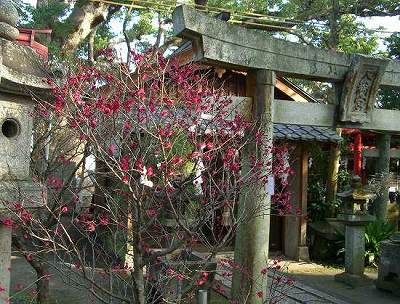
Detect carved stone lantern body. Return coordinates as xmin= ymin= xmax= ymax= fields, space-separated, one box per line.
xmin=337 ymin=176 xmax=375 ymax=219
xmin=0 ymin=96 xmax=33 ymax=180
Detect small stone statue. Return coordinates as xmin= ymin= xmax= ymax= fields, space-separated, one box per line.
xmin=377 ymin=232 xmax=400 ymax=296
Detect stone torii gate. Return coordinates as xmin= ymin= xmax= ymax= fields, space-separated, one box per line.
xmin=172 ymin=5 xmax=400 ymax=303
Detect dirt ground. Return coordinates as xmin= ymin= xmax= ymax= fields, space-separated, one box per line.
xmin=283 ymin=259 xmax=399 ymax=304
xmin=9 ymin=254 xmax=400 ymax=304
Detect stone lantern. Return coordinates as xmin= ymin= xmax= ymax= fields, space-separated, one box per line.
xmin=0 ymin=0 xmax=49 ymax=302
xmin=335 ymin=175 xmax=375 ymax=287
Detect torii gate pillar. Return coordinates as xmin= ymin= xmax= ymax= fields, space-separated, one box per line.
xmin=232 ymin=70 xmax=275 ymax=303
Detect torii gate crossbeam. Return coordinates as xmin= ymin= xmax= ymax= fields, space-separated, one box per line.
xmin=172 ymin=5 xmax=400 ymax=88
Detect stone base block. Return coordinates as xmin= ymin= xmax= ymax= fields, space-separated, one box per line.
xmin=334 ymin=272 xmax=371 ymax=288
xmin=0 ymin=180 xmax=45 ymax=210
xmin=297 ymin=246 xmax=310 ymax=261
xmin=376 ymin=236 xmax=400 ymax=296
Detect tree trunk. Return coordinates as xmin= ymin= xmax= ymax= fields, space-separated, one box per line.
xmin=60 ymin=1 xmax=110 ymax=57
xmin=36 ymin=264 xmax=51 ymax=304
xmin=12 ymin=239 xmax=51 ymax=304
xmin=27 ymin=259 xmax=50 ymax=304
xmin=375 ymin=133 xmax=391 ymax=221
xmin=122 ymin=11 xmax=132 ymax=64
xmin=326 ymin=129 xmax=342 ymax=217
xmin=133 ymin=247 xmax=145 ymax=304
xmin=328 ymin=0 xmax=340 ymax=50
xmin=326 ymin=2 xmax=342 ymax=216
xmin=88 ymin=27 xmax=97 ymax=63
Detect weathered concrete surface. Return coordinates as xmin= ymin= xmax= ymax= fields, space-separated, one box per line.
xmin=0 ymin=0 xmax=48 ymax=92
xmin=172 ymin=5 xmax=400 ymax=88
xmin=0 ymin=0 xmax=49 ymax=95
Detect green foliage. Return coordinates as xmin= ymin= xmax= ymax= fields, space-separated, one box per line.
xmin=12 ymin=0 xmax=33 ymax=25
xmin=364 ymin=220 xmax=396 ymax=266
xmin=334 ymin=15 xmax=379 ymax=54
xmin=307 ymin=138 xmax=351 ymax=222
xmin=207 ymin=0 xmax=274 ymax=12
xmin=378 ymin=33 xmax=400 ymax=110
xmin=126 ymin=12 xmax=156 ymax=40
xmin=14 ymin=0 xmax=391 ymax=64
xmin=378 ymin=88 xmax=400 ymax=110
xmin=386 ymin=33 xmax=400 ymax=59
xmin=293 ymin=14 xmax=379 ymax=54
xmin=11 ymin=293 xmax=36 ymax=304
xmin=307 ymin=142 xmax=331 ymax=221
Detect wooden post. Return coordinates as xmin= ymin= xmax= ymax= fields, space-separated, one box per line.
xmin=232 ymin=70 xmax=275 ymax=303
xmin=298 ymin=144 xmax=310 ymax=260
xmin=326 ymin=83 xmax=342 ymax=217
xmin=375 ymin=133 xmax=391 ymax=221
xmin=283 ymin=144 xmax=309 ymax=261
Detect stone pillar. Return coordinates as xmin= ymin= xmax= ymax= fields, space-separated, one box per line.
xmin=335 ymin=214 xmax=375 ymax=287
xmin=344 ymin=224 xmax=365 ymax=275
xmin=335 ymin=216 xmax=372 ymax=287
xmin=298 ymin=144 xmax=310 ymax=260
xmin=0 ymin=226 xmax=11 ymax=304
xmin=232 ymin=70 xmax=275 ymax=304
xmin=375 ymin=133 xmax=391 ymax=221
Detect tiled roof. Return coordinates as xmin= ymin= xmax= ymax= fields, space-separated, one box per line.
xmin=274 ymin=123 xmax=342 ymax=143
